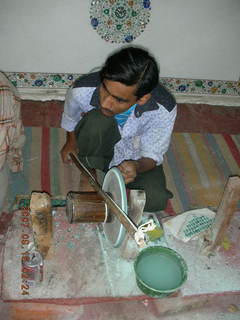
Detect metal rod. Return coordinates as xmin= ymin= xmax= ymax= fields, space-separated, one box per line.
xmin=70 ymin=153 xmax=138 ymax=238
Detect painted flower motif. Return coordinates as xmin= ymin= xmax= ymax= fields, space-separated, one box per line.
xmin=53 ymin=75 xmax=62 ymax=82
xmin=143 ymin=0 xmax=151 ymax=8
xmin=178 ymin=85 xmax=187 ymax=92
xmin=125 ymin=35 xmax=134 ymax=42
xmin=195 ymin=80 xmax=203 ymax=87
xmin=11 ymin=80 xmax=17 ymax=87
xmin=210 ymin=87 xmax=218 ymax=94
xmin=115 ymin=6 xmax=127 ymax=19
xmin=91 ymin=18 xmax=98 ymax=28
xmin=131 ymin=10 xmax=137 ymax=17
xmin=103 ymin=34 xmax=110 ymax=41
xmin=34 ymin=79 xmax=43 ymax=87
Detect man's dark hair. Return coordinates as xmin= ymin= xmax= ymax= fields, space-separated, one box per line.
xmin=100 ymin=46 xmax=159 ymax=99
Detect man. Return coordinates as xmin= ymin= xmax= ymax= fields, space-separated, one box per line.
xmin=61 ymin=46 xmax=177 ymax=212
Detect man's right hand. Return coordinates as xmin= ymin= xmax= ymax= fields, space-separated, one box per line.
xmin=60 ymin=131 xmax=79 ymax=163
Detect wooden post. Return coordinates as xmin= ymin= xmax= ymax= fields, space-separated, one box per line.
xmin=30 ymin=192 xmax=53 ymax=259
xmin=202 ymin=176 xmax=240 ymax=255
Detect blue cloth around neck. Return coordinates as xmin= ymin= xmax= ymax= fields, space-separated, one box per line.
xmin=114 ymin=104 xmax=137 ymax=128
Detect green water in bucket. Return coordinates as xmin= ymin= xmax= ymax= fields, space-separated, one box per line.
xmin=134 ymin=246 xmax=187 ymax=298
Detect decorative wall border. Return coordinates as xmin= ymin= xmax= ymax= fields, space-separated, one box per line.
xmin=5 ymin=72 xmax=240 ymax=106
xmin=5 ymin=72 xmax=240 ymax=96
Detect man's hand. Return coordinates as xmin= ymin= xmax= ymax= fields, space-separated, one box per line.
xmin=117 ymin=161 xmax=138 ymax=184
xmin=117 ymin=158 xmax=156 ymax=184
xmin=61 ymin=131 xmax=78 ymax=163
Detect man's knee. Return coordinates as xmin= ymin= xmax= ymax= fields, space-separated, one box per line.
xmin=144 ymin=187 xmax=172 ymax=212
xmin=75 ymin=109 xmax=120 ymax=147
xmin=134 ymin=166 xmax=173 ymax=212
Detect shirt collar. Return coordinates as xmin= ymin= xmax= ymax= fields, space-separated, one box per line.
xmin=134 ymin=95 xmax=159 ymax=118
xmin=90 ymin=87 xmax=100 ymax=108
xmin=90 ymin=86 xmax=159 ymax=117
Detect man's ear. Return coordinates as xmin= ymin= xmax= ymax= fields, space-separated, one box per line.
xmin=137 ymin=93 xmax=151 ymax=105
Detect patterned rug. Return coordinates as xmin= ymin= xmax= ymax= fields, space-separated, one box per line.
xmin=8 ymin=127 xmax=240 ymax=214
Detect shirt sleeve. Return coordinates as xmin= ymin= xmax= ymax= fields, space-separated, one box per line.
xmin=61 ymin=87 xmax=84 ymax=132
xmin=140 ymin=104 xmax=177 ymax=165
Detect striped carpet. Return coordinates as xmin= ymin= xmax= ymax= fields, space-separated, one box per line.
xmin=9 ymin=127 xmax=240 ymax=215
xmin=164 ymin=133 xmax=240 ymax=214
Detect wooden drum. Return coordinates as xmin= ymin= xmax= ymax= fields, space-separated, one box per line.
xmin=66 ymin=191 xmax=107 ymax=223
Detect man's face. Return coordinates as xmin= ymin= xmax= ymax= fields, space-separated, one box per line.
xmin=99 ymin=79 xmax=139 ymax=117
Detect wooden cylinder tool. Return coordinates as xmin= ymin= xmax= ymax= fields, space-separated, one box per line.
xmin=66 ymin=191 xmax=108 ymax=223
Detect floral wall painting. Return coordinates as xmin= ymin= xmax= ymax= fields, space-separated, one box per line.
xmin=90 ymin=0 xmax=151 ymax=43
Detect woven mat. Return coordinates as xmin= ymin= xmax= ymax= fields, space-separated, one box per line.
xmin=8 ymin=128 xmax=240 ymax=214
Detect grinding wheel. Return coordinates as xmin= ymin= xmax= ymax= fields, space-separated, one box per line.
xmin=102 ymin=167 xmax=128 ymax=248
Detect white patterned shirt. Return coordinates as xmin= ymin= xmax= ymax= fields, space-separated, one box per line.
xmin=61 ymin=72 xmax=177 ymax=168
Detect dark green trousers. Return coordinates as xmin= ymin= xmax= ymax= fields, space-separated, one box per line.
xmin=74 ymin=109 xmax=173 ymax=212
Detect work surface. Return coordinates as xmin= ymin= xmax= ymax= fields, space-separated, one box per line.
xmin=2 ymin=208 xmax=142 ymax=301
xmin=1 ymin=208 xmax=240 ymax=302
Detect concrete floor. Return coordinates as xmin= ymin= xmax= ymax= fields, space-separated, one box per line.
xmin=1 ymin=207 xmax=239 ymax=319
xmin=0 ymin=102 xmax=240 ymax=319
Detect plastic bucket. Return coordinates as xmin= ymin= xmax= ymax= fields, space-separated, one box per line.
xmin=134 ymin=246 xmax=187 ymax=298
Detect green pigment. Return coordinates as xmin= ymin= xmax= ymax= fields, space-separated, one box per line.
xmin=136 ymin=252 xmax=183 ymax=291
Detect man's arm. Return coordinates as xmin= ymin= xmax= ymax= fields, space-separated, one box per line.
xmin=134 ymin=157 xmax=156 ymax=173
xmin=60 ymin=86 xmax=85 ymax=163
xmin=61 ymin=131 xmax=78 ymax=163
xmin=117 ymin=105 xmax=177 ymax=184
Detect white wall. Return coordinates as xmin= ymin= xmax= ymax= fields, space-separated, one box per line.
xmin=0 ymin=0 xmax=240 ymax=80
